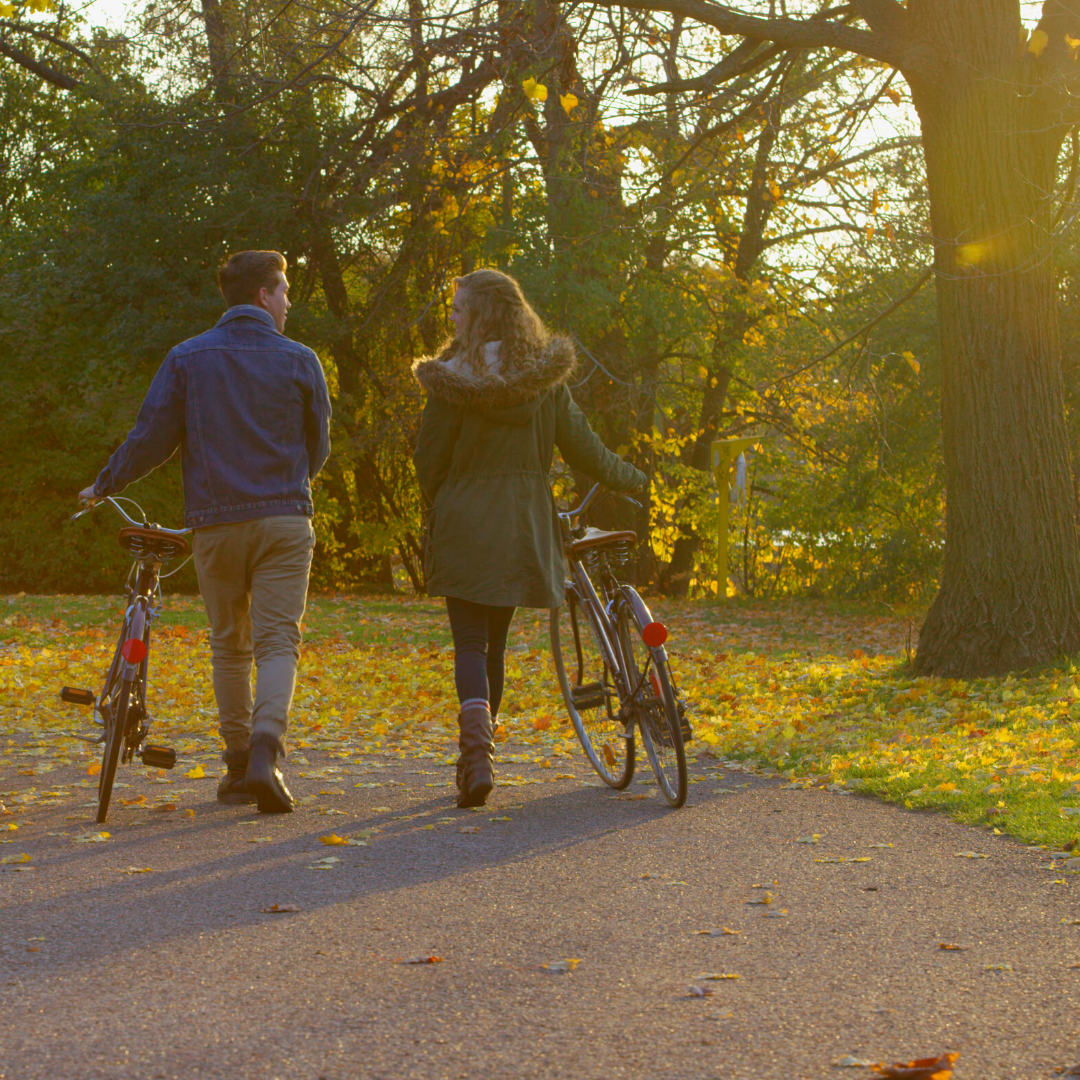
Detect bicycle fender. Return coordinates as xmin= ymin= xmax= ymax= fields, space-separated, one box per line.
xmin=619 ymin=586 xmax=669 ymax=663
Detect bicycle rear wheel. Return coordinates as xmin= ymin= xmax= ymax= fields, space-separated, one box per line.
xmin=97 ymin=678 xmax=132 ymax=824
xmin=615 ymin=591 xmax=686 ymax=808
xmin=550 ymin=594 xmax=634 ymax=788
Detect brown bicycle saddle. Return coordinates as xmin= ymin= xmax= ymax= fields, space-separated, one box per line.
xmin=118 ymin=526 xmax=191 ymax=561
xmin=567 ymin=526 xmax=638 ymax=557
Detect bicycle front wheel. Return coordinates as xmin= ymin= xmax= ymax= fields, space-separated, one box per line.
xmin=97 ymin=678 xmax=132 ymax=824
xmin=616 ymin=591 xmax=686 ymax=808
xmin=550 ymin=595 xmax=634 ymax=788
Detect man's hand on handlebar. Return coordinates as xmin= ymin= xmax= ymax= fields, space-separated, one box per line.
xmin=78 ymin=486 xmax=98 ymax=506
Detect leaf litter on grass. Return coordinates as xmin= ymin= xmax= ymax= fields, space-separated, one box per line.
xmin=6 ymin=596 xmax=1080 ymax=846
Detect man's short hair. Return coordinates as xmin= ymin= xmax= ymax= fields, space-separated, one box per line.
xmin=217 ymin=250 xmax=287 ymax=307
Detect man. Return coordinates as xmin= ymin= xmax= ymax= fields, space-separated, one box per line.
xmin=78 ymin=250 xmax=331 ymax=813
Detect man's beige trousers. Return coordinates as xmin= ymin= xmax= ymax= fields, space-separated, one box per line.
xmin=193 ymin=515 xmax=315 ymax=752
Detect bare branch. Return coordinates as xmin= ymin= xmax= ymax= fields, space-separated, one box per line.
xmin=0 ymin=39 xmax=81 ymax=90
xmin=584 ymin=0 xmax=903 ymax=66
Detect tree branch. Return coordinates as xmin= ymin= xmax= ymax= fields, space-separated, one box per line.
xmin=0 ymin=39 xmax=81 ymax=90
xmin=585 ymin=0 xmax=903 ymax=67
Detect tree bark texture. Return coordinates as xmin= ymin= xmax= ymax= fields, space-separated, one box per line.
xmin=907 ymin=0 xmax=1080 ymax=674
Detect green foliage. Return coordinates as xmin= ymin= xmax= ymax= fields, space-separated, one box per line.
xmin=0 ymin=0 xmax=964 ymax=605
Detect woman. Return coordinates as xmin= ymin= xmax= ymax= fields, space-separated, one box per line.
xmin=412 ymin=269 xmax=646 ymax=808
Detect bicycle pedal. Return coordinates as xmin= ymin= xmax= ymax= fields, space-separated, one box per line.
xmin=60 ymin=686 xmax=95 ymax=707
xmin=140 ymin=745 xmax=177 ymax=769
xmin=571 ymin=682 xmax=606 ymax=711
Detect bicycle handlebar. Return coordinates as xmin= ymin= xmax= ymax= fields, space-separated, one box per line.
xmin=71 ymin=496 xmax=191 ymax=537
xmin=560 ymin=483 xmax=642 ymax=524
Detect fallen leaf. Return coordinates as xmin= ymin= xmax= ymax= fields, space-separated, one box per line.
xmin=746 ymin=894 xmax=773 ymax=905
xmin=119 ymin=867 xmax=153 ymax=874
xmin=984 ymin=963 xmax=1012 ymax=971
xmin=181 ymin=808 xmax=195 ymax=818
xmin=874 ymin=1052 xmax=959 ymax=1079
xmin=869 ymin=842 xmax=893 ymax=848
xmin=120 ymin=795 xmax=148 ymax=807
xmin=0 ymin=853 xmax=31 ymax=864
xmin=834 ymin=1056 xmax=876 ymax=1067
xmin=262 ymin=903 xmax=300 ymax=913
xmin=459 ymin=826 xmax=480 ymax=833
xmin=73 ymin=832 xmax=110 ymax=843
xmin=490 ymin=816 xmax=511 ymax=822
xmin=696 ymin=972 xmax=740 ymax=980
xmin=938 ymin=943 xmax=966 ymax=951
xmin=796 ymin=835 xmax=820 ymax=844
xmin=185 ymin=765 xmax=206 ymax=779
xmin=399 ymin=955 xmax=443 ymax=964
xmin=319 ymin=834 xmax=348 ymax=845
xmin=542 ymin=958 xmax=581 ymax=973
xmin=695 ymin=927 xmax=740 ymax=936
xmin=154 ymin=803 xmax=178 ymax=813
xmin=87 ymin=762 xmax=101 ymax=777
xmin=955 ymin=851 xmax=990 ymax=859
xmin=687 ymin=985 xmax=714 ymax=997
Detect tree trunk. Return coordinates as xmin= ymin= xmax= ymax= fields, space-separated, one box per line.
xmin=908 ymin=1 xmax=1080 ymax=674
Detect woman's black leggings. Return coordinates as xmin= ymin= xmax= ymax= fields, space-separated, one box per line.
xmin=445 ymin=597 xmax=515 ymax=717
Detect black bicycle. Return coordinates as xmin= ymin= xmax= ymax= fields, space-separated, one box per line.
xmin=549 ymin=484 xmax=690 ymax=807
xmin=61 ymin=496 xmax=192 ymax=823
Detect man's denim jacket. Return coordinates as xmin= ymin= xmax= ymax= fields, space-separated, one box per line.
xmin=94 ymin=306 xmax=332 ymax=529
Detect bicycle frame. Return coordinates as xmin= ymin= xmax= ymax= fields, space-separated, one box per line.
xmin=558 ymin=487 xmax=648 ymax=736
xmin=65 ymin=498 xmax=186 ymax=754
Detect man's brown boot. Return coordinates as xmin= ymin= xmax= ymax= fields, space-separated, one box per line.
xmin=456 ymin=703 xmax=494 ymax=809
xmin=217 ymin=748 xmax=257 ymax=805
xmin=246 ymin=732 xmax=294 ymax=814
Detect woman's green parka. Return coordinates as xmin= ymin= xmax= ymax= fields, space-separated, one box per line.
xmin=412 ymin=337 xmax=646 ymax=608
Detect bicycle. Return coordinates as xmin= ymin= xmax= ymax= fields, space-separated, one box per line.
xmin=549 ymin=483 xmax=691 ymax=808
xmin=60 ymin=496 xmax=192 ymax=824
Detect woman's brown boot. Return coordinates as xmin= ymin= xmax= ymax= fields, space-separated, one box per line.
xmin=456 ymin=703 xmax=494 ymax=808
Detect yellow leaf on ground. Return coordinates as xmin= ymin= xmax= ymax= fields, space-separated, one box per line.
xmin=185 ymin=765 xmax=206 ymax=778
xmin=542 ymin=958 xmax=581 ymax=973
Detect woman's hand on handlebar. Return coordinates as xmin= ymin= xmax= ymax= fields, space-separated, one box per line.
xmin=78 ymin=486 xmax=98 ymax=506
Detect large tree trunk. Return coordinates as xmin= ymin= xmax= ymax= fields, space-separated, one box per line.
xmin=908 ymin=0 xmax=1080 ymax=674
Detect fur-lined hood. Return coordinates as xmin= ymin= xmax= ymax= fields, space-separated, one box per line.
xmin=412 ymin=335 xmax=577 ymax=412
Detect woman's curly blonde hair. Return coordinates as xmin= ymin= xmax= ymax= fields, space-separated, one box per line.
xmin=438 ymin=269 xmax=550 ymax=376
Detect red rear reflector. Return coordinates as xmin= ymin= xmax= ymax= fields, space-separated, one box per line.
xmin=642 ymin=621 xmax=668 ymax=647
xmin=121 ymin=638 xmax=147 ymax=664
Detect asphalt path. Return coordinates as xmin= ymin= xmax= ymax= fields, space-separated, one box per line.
xmin=2 ymin=750 xmax=1079 ymax=1079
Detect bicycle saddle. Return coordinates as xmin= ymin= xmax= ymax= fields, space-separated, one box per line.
xmin=118 ymin=526 xmax=191 ymax=562
xmin=568 ymin=527 xmax=638 ymax=556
